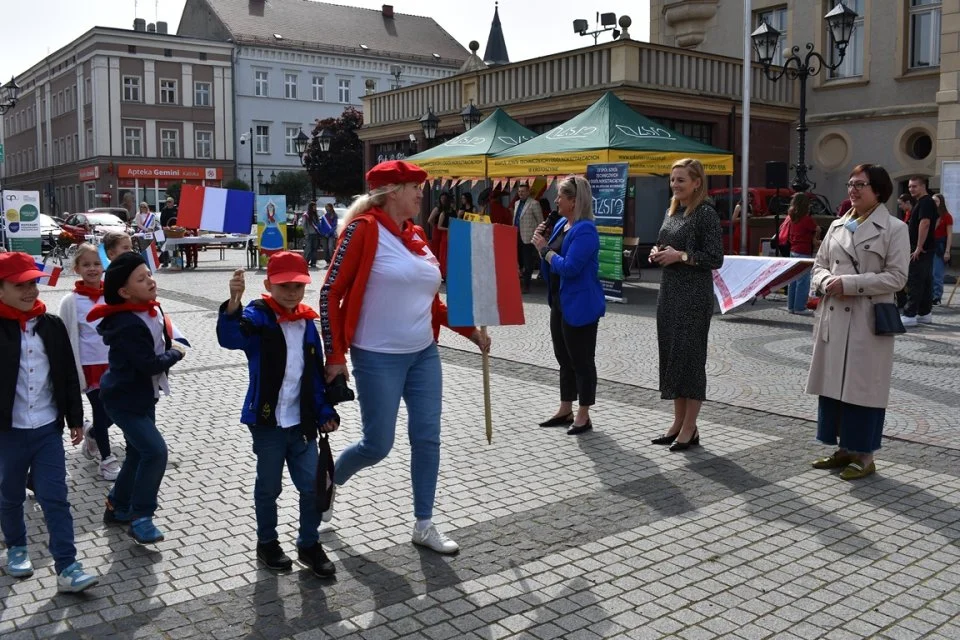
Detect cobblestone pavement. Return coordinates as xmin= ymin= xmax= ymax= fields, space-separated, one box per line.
xmin=1 ymin=250 xmax=958 ymax=640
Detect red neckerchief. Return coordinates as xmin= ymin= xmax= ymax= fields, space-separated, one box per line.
xmin=368 ymin=207 xmax=427 ymax=256
xmin=0 ymin=300 xmax=47 ymax=331
xmin=262 ymin=294 xmax=319 ymax=323
xmin=86 ymin=300 xmax=161 ymax=323
xmin=74 ymin=281 xmax=104 ymax=302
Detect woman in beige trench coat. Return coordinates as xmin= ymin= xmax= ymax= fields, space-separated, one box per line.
xmin=805 ymin=163 xmax=909 ymax=480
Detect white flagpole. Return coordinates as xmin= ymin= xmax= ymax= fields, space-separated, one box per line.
xmin=741 ymin=0 xmax=752 ymax=256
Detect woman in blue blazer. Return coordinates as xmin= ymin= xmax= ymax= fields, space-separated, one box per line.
xmin=531 ymin=175 xmax=606 ymax=435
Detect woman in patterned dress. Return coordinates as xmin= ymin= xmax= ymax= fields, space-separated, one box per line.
xmin=649 ymin=158 xmax=724 ymax=451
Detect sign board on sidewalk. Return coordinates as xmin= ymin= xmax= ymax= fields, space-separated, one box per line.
xmin=1 ymin=190 xmax=43 ymax=256
xmin=587 ymin=162 xmax=628 ymax=302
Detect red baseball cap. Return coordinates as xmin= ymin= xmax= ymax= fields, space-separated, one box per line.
xmin=366 ymin=160 xmax=428 ymax=190
xmin=0 ymin=252 xmax=46 ymax=284
xmin=267 ymin=251 xmax=311 ymax=284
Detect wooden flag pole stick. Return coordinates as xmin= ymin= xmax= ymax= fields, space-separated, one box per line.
xmin=948 ymin=275 xmax=959 ymax=307
xmin=481 ymin=326 xmax=492 ymax=444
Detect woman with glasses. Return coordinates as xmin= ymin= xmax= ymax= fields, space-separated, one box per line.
xmin=806 ymin=164 xmax=909 ymax=480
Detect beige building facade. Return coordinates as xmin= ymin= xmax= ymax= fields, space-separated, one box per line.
xmin=652 ymin=0 xmax=945 ymax=209
xmin=0 ymin=24 xmax=235 ymax=216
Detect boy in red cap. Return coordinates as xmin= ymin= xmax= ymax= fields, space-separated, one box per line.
xmin=217 ymin=251 xmax=340 ymax=576
xmin=0 ymin=252 xmax=99 ymax=592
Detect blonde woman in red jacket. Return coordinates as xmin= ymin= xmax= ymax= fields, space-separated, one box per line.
xmin=319 ymin=160 xmax=490 ymax=555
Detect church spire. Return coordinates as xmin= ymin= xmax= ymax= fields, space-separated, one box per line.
xmin=483 ymin=2 xmax=510 ymax=66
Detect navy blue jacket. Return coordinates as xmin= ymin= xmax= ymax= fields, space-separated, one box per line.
xmin=97 ymin=310 xmax=184 ymax=414
xmin=216 ymin=299 xmax=337 ymax=439
xmin=541 ymin=219 xmax=606 ymax=326
xmin=0 ymin=315 xmax=84 ymax=432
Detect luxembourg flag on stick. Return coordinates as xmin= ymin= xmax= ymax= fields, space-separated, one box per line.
xmin=176 ymin=185 xmax=253 ymax=233
xmin=34 ymin=260 xmax=62 ymax=286
xmin=446 ymin=218 xmax=525 ymax=443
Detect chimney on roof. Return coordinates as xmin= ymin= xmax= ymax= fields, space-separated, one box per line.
xmin=147 ymin=23 xmax=156 ymax=33
xmin=157 ymin=21 xmax=168 ymax=35
xmin=133 ymin=18 xmax=146 ymax=32
xmin=382 ymin=5 xmax=394 ymax=18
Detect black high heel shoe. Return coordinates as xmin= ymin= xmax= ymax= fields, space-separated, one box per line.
xmin=567 ymin=420 xmax=592 ymax=435
xmin=651 ymin=432 xmax=679 ymax=445
xmin=539 ymin=412 xmax=574 ymax=427
xmin=669 ymin=429 xmax=700 ymax=452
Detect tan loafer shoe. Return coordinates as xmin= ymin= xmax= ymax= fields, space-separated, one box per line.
xmin=812 ymin=452 xmax=853 ymax=469
xmin=840 ymin=460 xmax=876 ymax=481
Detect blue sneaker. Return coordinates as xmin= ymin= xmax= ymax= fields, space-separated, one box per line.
xmin=129 ymin=517 xmax=165 ymax=544
xmin=5 ymin=546 xmax=33 ymax=578
xmin=57 ymin=562 xmax=99 ymax=593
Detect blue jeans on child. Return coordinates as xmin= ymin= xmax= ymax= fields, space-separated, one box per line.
xmin=933 ymin=238 xmax=947 ymax=301
xmin=0 ymin=423 xmax=77 ymax=574
xmin=86 ymin=389 xmax=114 ymax=459
xmin=249 ymin=426 xmax=321 ymax=547
xmin=334 ymin=343 xmax=442 ymax=520
xmin=788 ymin=252 xmax=813 ymax=312
xmin=105 ymin=404 xmax=167 ymax=520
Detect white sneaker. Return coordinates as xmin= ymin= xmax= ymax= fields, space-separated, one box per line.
xmin=321 ymin=485 xmax=336 ymax=523
xmin=900 ymin=315 xmax=918 ymax=327
xmin=99 ymin=455 xmax=121 ymax=481
xmin=917 ymin=313 xmax=933 ymax=324
xmin=81 ymin=421 xmax=98 ymax=460
xmin=411 ymin=523 xmax=459 ymax=555
xmin=57 ymin=562 xmax=98 ymax=593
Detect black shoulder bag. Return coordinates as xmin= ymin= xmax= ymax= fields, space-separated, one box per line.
xmin=850 ymin=258 xmax=905 ymax=336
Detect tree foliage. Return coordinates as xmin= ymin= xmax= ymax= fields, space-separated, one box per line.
xmin=272 ymin=171 xmax=311 ymax=208
xmin=304 ymin=107 xmax=364 ymax=201
xmin=225 ymin=178 xmax=250 ymax=192
xmin=164 ymin=182 xmax=182 ymax=203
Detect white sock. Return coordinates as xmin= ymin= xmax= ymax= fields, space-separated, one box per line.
xmin=415 ymin=519 xmax=432 ymax=531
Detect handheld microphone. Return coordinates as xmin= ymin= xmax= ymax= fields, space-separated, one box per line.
xmin=542 ymin=210 xmax=561 ymax=233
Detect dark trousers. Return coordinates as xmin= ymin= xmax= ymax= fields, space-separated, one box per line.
xmin=517 ymin=236 xmax=538 ymax=289
xmin=903 ymin=251 xmax=934 ymax=317
xmin=550 ymin=306 xmax=599 ymax=406
xmin=105 ymin=403 xmax=166 ymax=520
xmin=0 ymin=424 xmax=77 ymax=573
xmin=86 ymin=389 xmax=114 ymax=459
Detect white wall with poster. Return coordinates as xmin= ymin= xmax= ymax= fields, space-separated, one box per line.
xmin=1 ymin=191 xmax=42 ymax=257
xmin=939 ymin=162 xmax=960 ymax=257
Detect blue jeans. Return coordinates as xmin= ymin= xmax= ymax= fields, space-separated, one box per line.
xmin=0 ymin=424 xmax=77 ymax=573
xmin=933 ymin=238 xmax=947 ymax=300
xmin=249 ymin=426 xmax=320 ymax=547
xmin=335 ymin=343 xmax=442 ymax=520
xmin=788 ymin=252 xmax=813 ymax=312
xmin=816 ymin=396 xmax=885 ymax=455
xmin=105 ymin=404 xmax=167 ymax=520
xmin=304 ymin=233 xmax=320 ymax=267
xmin=87 ymin=389 xmax=114 ymax=459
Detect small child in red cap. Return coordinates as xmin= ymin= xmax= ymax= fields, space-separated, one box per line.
xmin=216 ymin=251 xmax=340 ymax=576
xmin=0 ymin=252 xmax=99 ymax=592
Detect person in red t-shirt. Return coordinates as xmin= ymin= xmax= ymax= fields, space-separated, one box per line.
xmin=932 ymin=193 xmax=954 ymax=303
xmin=778 ymin=192 xmax=821 ymax=314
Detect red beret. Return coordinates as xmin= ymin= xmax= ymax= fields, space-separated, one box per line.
xmin=366 ymin=160 xmax=428 ymax=191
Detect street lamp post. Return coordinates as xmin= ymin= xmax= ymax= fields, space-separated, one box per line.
xmin=751 ymin=2 xmax=858 ymax=193
xmin=297 ymin=127 xmax=333 ymax=200
xmin=240 ymin=127 xmax=255 ymax=222
xmin=460 ymin=101 xmax=482 ymax=131
xmin=0 ymin=77 xmax=21 ymax=115
xmin=419 ymin=108 xmax=439 ymax=148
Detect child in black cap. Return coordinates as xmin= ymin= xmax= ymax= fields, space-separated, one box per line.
xmin=87 ymin=252 xmax=188 ymax=544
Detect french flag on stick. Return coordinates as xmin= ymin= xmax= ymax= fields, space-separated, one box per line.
xmin=144 ymin=242 xmax=161 ymax=274
xmin=446 ymin=219 xmax=525 ymax=327
xmin=176 ymin=185 xmax=253 ymax=233
xmin=35 ymin=260 xmax=62 ymax=287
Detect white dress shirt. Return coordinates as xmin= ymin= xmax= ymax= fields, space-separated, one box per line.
xmin=275 ymin=320 xmax=306 ymax=428
xmin=12 ymin=319 xmax=59 ymax=430
xmin=135 ymin=310 xmax=171 ymax=398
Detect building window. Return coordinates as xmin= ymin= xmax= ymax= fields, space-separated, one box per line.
xmin=255 ymin=124 xmax=270 ymax=153
xmin=755 ymin=6 xmax=788 ymax=63
xmin=53 ymin=139 xmax=60 ymax=165
xmin=160 ymin=79 xmax=178 ymax=104
xmin=338 ymin=78 xmax=350 ymax=103
xmin=650 ymin=117 xmax=714 ymax=146
xmin=194 ymin=81 xmax=211 ymax=107
xmin=910 ymin=0 xmax=941 ymax=68
xmin=830 ymin=0 xmax=864 ymax=78
xmin=195 ymin=130 xmax=213 ymax=158
xmin=255 ymin=70 xmax=269 ymax=97
xmin=85 ymin=77 xmax=91 ymax=103
xmin=86 ymin=128 xmax=93 ymax=157
xmin=161 ymin=129 xmax=179 ymax=158
xmin=123 ymin=76 xmax=142 ymax=102
xmin=312 ymin=76 xmax=324 ymax=101
xmin=124 ymin=127 xmax=143 ymax=156
xmin=285 ymin=126 xmax=300 ymax=155
xmin=284 ymin=73 xmax=298 ymax=99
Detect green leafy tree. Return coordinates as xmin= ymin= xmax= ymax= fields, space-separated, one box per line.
xmin=272 ymin=170 xmax=311 ymax=208
xmin=304 ymin=107 xmax=363 ymax=201
xmin=225 ymin=178 xmax=250 ymax=191
xmin=164 ymin=182 xmax=182 ymax=204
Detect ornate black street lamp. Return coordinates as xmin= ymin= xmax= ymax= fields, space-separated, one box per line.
xmin=297 ymin=128 xmax=333 ymax=199
xmin=419 ymin=108 xmax=439 ymax=148
xmin=0 ymin=77 xmax=21 ymax=114
xmin=751 ymin=1 xmax=858 ymax=192
xmin=460 ymin=101 xmax=482 ymax=131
